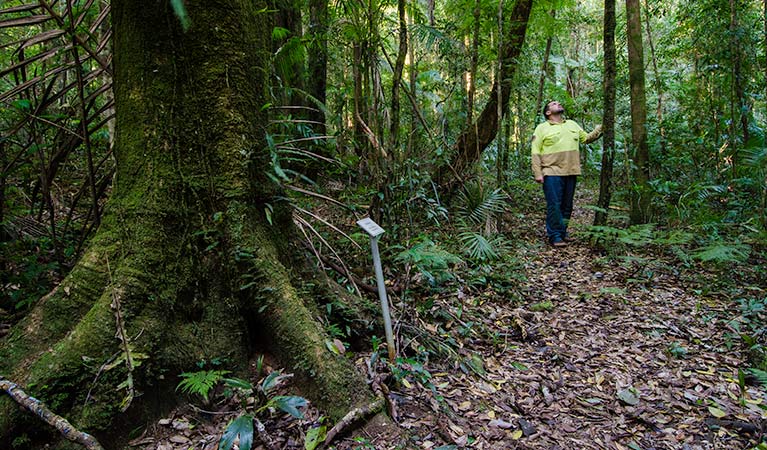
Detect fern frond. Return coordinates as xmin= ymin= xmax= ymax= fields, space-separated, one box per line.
xmin=749 ymin=368 xmax=767 ymax=387
xmin=176 ymin=370 xmax=229 ymax=402
xmin=692 ymin=242 xmax=750 ymax=264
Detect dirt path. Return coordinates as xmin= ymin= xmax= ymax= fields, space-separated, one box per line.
xmin=125 ymin=195 xmax=766 ymax=450
xmin=392 ymin=198 xmax=766 ymax=450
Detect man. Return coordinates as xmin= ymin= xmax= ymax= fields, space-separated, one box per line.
xmin=531 ymin=100 xmax=602 ymax=247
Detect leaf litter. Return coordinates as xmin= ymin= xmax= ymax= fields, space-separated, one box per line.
xmin=132 ymin=193 xmax=766 ymax=449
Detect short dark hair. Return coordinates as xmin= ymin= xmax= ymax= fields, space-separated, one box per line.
xmin=543 ymin=100 xmax=554 ymax=118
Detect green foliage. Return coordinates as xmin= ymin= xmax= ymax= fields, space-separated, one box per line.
xmin=749 ymin=368 xmax=767 ymax=387
xmin=691 ymin=242 xmax=750 ymax=264
xmin=667 ymin=342 xmax=688 ymax=359
xmin=218 ymin=369 xmax=309 ymax=450
xmin=529 ymin=301 xmax=553 ymax=312
xmin=457 ymin=231 xmax=502 ymax=261
xmin=220 ymin=415 xmax=254 ymax=450
xmin=455 ymin=183 xmax=507 ymax=227
xmin=395 ymin=238 xmax=462 ymax=286
xmin=305 ymin=425 xmax=327 ymax=450
xmin=0 ymin=236 xmax=60 ymax=311
xmin=176 ymin=370 xmax=230 ymax=402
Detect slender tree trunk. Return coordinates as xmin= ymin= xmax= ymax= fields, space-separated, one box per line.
xmin=595 ymin=0 xmax=616 ymax=227
xmin=642 ymin=0 xmax=666 ymax=159
xmin=467 ymin=0 xmax=481 ymax=126
xmin=535 ymin=12 xmax=554 ymax=120
xmin=626 ymin=0 xmax=651 ymax=224
xmin=273 ymin=0 xmax=305 ymax=106
xmin=763 ymin=0 xmax=767 ymax=229
xmin=407 ymin=10 xmax=418 ymax=159
xmin=390 ymin=0 xmax=408 ymax=149
xmin=438 ymin=0 xmax=534 ymax=191
xmin=730 ymin=0 xmax=749 ymax=161
xmin=307 ymin=0 xmax=329 ymax=135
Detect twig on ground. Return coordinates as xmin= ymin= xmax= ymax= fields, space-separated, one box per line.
xmin=0 ymin=376 xmax=105 ymax=450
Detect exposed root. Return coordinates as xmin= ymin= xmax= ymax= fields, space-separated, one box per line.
xmin=322 ymin=397 xmax=385 ymax=448
xmin=0 ymin=376 xmax=105 ymax=450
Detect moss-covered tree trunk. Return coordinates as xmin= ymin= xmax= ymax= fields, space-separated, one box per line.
xmin=0 ymin=0 xmax=374 ymax=446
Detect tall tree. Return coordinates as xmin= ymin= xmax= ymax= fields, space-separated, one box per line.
xmin=390 ymin=0 xmax=408 ymax=149
xmin=626 ymin=0 xmax=651 ymax=224
xmin=594 ymin=0 xmax=617 ymax=226
xmin=535 ymin=11 xmax=555 ymax=119
xmin=307 ymin=0 xmax=330 ymax=135
xmin=0 ymin=0 xmax=375 ymax=442
xmin=437 ymin=0 xmax=534 ymax=191
xmin=643 ymin=0 xmax=666 ymax=158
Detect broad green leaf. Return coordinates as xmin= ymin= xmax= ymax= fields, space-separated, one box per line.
xmin=304 ymin=425 xmax=326 ymax=450
xmin=261 ymin=371 xmax=289 ymax=394
xmin=617 ymin=388 xmax=640 ymax=406
xmin=223 ymin=377 xmax=253 ymax=391
xmin=220 ymin=415 xmax=254 ymax=450
xmin=708 ymin=406 xmax=727 ymax=418
xmin=271 ymin=395 xmax=307 ymax=419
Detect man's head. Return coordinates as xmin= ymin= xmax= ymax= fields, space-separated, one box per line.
xmin=543 ymin=100 xmax=565 ymax=119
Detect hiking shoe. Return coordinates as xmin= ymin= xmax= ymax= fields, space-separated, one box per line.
xmin=552 ymin=240 xmax=567 ymax=248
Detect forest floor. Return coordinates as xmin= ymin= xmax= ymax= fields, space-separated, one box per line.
xmin=129 ymin=191 xmax=766 ymax=450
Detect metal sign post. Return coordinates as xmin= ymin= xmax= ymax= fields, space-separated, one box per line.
xmin=356 ymin=218 xmax=396 ymax=362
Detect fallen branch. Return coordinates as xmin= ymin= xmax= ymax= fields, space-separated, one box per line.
xmin=0 ymin=376 xmax=105 ymax=450
xmin=322 ymin=397 xmax=386 ymax=448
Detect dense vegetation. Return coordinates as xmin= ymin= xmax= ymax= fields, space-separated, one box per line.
xmin=1 ymin=0 xmax=765 ymax=448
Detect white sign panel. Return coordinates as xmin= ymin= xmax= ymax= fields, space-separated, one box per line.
xmin=357 ymin=218 xmax=385 ymax=238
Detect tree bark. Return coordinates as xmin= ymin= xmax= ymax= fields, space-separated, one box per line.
xmin=626 ymin=0 xmax=651 ymax=224
xmin=535 ymin=11 xmax=555 ymax=121
xmin=467 ymin=0 xmax=481 ymax=127
xmin=594 ymin=0 xmax=616 ymax=227
xmin=307 ymin=0 xmax=329 ymax=135
xmin=390 ymin=0 xmax=408 ymax=150
xmin=642 ymin=0 xmax=665 ymax=159
xmin=0 ymin=0 xmax=375 ymax=445
xmin=437 ymin=0 xmax=533 ymax=192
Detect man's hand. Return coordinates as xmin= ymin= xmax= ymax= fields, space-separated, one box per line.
xmin=585 ymin=124 xmax=603 ymax=144
xmin=535 ymin=176 xmax=544 ymax=183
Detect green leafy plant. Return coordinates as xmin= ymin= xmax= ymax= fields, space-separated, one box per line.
xmin=395 ymin=238 xmax=462 ymax=286
xmin=176 ymin=370 xmax=230 ymax=403
xmin=219 ymin=370 xmax=309 ymax=450
xmin=455 ymin=182 xmax=507 ymax=227
xmin=691 ymin=242 xmax=750 ymax=264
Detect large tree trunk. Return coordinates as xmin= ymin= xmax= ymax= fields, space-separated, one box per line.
xmin=595 ymin=0 xmax=617 ymax=227
xmin=0 ymin=0 xmax=374 ymax=445
xmin=626 ymin=0 xmax=651 ymax=224
xmin=437 ymin=0 xmax=533 ymax=192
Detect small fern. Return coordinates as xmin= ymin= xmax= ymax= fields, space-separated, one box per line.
xmin=749 ymin=368 xmax=767 ymax=387
xmin=176 ymin=369 xmax=229 ymax=402
xmin=395 ymin=239 xmax=462 ymax=285
xmin=692 ymin=242 xmax=750 ymax=263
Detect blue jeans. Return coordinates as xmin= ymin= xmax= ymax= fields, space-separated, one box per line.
xmin=542 ymin=175 xmax=577 ymax=243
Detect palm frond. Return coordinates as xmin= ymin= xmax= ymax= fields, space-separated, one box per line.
xmin=458 ymin=231 xmax=505 ymax=261
xmin=455 ymin=182 xmax=507 ymax=226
